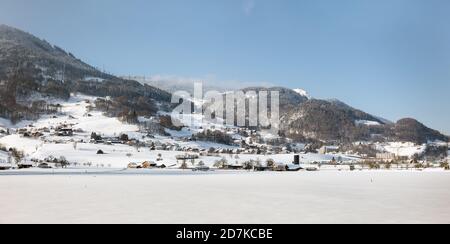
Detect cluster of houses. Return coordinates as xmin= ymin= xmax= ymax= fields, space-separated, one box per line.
xmin=318 ymin=146 xmax=340 ymax=154
xmin=213 ymin=163 xmax=303 ymax=172
xmin=319 ymin=143 xmax=448 ymax=165
xmin=127 ymin=161 xmax=167 ymax=169
xmin=91 ymin=136 xmax=125 ymax=145
xmin=128 ymin=154 xmax=307 ymax=172
xmin=89 ymin=132 xmax=298 ymax=156
xmin=375 ymin=152 xmax=409 ymax=162
xmin=3 ymin=114 xmax=447 ymax=171
xmin=14 ymin=123 xmax=76 ymax=139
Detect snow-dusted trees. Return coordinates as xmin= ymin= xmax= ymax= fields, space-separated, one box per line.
xmin=266 ymin=159 xmax=276 ymax=168
xmin=10 ymin=148 xmax=24 ymax=165
xmin=193 ymin=129 xmax=233 ymax=145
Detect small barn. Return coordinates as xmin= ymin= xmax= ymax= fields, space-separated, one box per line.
xmin=142 ymin=161 xmax=158 ymax=169
xmin=56 ymin=128 xmax=74 ymax=137
xmin=319 ymin=146 xmax=340 ymax=154
xmin=0 ymin=151 xmax=11 ymax=170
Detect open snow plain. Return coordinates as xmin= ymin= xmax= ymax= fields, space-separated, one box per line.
xmin=1 ymin=94 xmax=449 ymax=224
xmin=0 ymin=170 xmax=449 ymax=224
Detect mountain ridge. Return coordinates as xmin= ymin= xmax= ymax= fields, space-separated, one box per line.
xmin=0 ymin=24 xmax=171 ymax=122
xmin=0 ymin=24 xmax=447 ymax=144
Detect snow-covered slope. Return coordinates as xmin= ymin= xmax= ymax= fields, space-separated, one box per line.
xmin=355 ymin=120 xmax=381 ymax=126
xmin=0 ymin=118 xmax=33 ymax=130
xmin=377 ymin=142 xmax=427 ymax=158
xmin=293 ymin=88 xmax=311 ymax=99
xmin=30 ymin=94 xmax=139 ymax=137
xmin=0 ymin=135 xmax=42 ymax=155
xmin=0 ymin=94 xmax=140 ymax=154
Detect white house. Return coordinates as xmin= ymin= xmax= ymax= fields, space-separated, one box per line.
xmin=319 ymin=146 xmax=340 ymax=154
xmin=376 ymin=153 xmax=396 ymax=162
xmin=0 ymin=150 xmax=12 ymax=170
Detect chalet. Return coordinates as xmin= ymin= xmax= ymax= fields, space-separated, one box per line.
xmin=91 ymin=138 xmax=105 ymax=144
xmin=103 ymin=137 xmax=123 ymax=144
xmin=0 ymin=163 xmax=12 ymax=170
xmin=142 ymin=161 xmax=158 ymax=169
xmin=0 ymin=151 xmax=11 ymax=170
xmin=193 ymin=165 xmax=210 ymax=172
xmin=17 ymin=128 xmax=28 ymax=135
xmin=127 ymin=163 xmax=140 ymax=169
xmin=319 ymin=146 xmax=340 ymax=154
xmin=376 ymin=153 xmax=396 ymax=162
xmin=176 ymin=154 xmax=199 ymax=161
xmin=0 ymin=156 xmax=11 ymax=170
xmin=222 ymin=164 xmax=244 ymax=170
xmin=254 ymin=165 xmax=272 ymax=171
xmin=31 ymin=131 xmax=44 ymax=138
xmin=273 ymin=164 xmax=287 ymax=172
xmin=18 ymin=161 xmax=34 ymax=169
xmin=38 ymin=163 xmax=52 ymax=169
xmin=56 ymin=127 xmax=73 ymax=136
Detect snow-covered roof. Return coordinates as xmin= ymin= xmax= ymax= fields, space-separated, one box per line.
xmin=322 ymin=146 xmax=340 ymax=150
xmin=286 ymin=164 xmax=302 ymax=170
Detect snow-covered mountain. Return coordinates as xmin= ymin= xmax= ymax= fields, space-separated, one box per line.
xmin=0 ymin=24 xmax=448 ymax=144
xmin=0 ymin=24 xmax=171 ymax=123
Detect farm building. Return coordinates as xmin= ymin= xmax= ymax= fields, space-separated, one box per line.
xmin=0 ymin=151 xmax=11 ymax=170
xmin=376 ymin=153 xmax=396 ymax=161
xmin=56 ymin=127 xmax=74 ymax=137
xmin=319 ymin=146 xmax=340 ymax=154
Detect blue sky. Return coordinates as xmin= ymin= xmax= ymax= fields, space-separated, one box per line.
xmin=0 ymin=0 xmax=449 ymax=134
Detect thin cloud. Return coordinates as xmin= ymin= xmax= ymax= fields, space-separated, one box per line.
xmin=243 ymin=0 xmax=256 ymax=16
xmin=128 ymin=74 xmax=274 ymax=93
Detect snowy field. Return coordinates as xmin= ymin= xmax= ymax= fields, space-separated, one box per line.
xmin=1 ymin=170 xmax=449 ymax=224
xmin=1 ymin=94 xmax=449 ymax=224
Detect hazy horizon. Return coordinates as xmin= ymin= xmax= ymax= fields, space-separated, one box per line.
xmin=0 ymin=0 xmax=449 ymax=135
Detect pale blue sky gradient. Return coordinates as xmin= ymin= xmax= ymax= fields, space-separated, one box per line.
xmin=0 ymin=0 xmax=449 ymax=134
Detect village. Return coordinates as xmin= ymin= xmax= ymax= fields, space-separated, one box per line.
xmin=1 ymin=121 xmax=449 ymax=172
xmin=0 ymin=94 xmax=449 ymax=173
xmin=1 ymin=9 xmax=450 ymax=225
